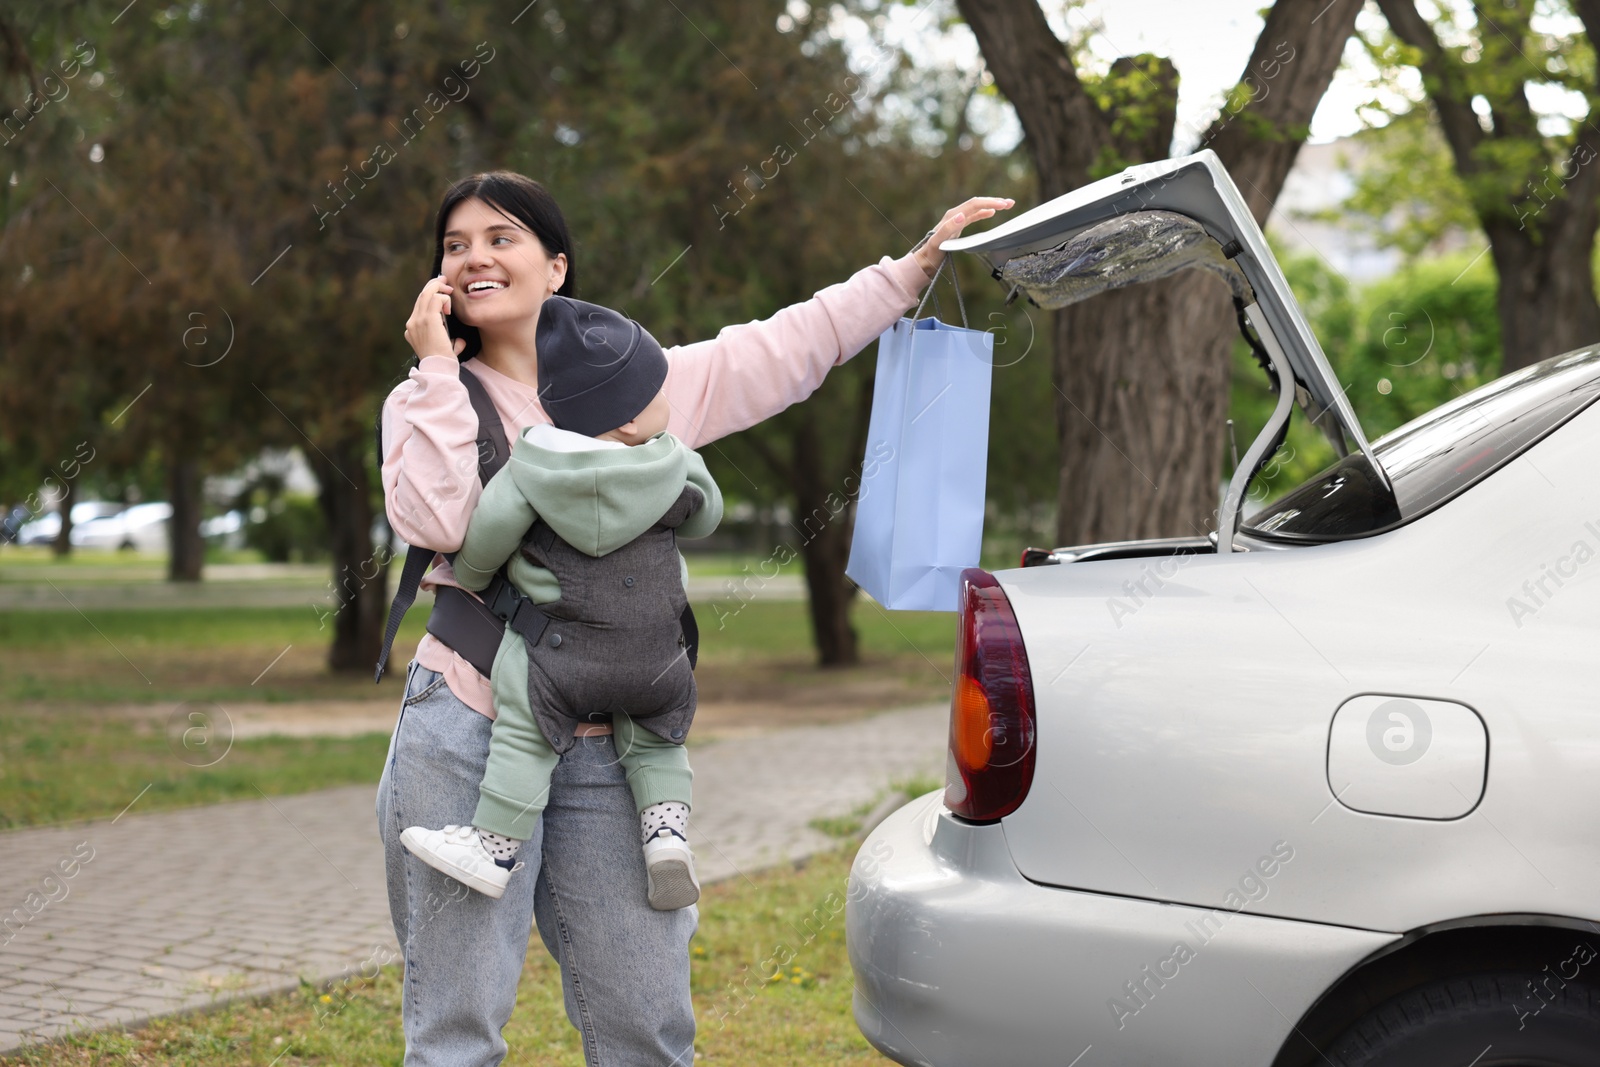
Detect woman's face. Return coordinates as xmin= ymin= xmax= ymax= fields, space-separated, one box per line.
xmin=440 ymin=196 xmax=566 ymax=332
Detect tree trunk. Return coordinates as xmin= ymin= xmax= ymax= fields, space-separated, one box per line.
xmin=311 ymin=435 xmax=388 ymax=673
xmin=1376 ymin=0 xmax=1600 ymax=376
xmin=956 ymin=0 xmax=1363 ymax=548
xmin=167 ymin=457 xmax=205 ymax=581
xmin=50 ymin=478 xmax=75 ymax=558
xmin=795 ymin=500 xmax=859 ymax=667
xmin=1054 ymin=273 xmax=1235 ymax=546
xmin=1487 ymin=215 xmax=1600 ymax=373
xmin=790 ymin=417 xmax=860 ymax=667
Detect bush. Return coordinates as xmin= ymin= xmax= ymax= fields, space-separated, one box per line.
xmin=1233 ymin=247 xmax=1500 ymax=504
xmin=244 ymin=493 xmax=329 ymax=563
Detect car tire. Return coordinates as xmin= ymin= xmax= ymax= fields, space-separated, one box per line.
xmin=1326 ymin=971 xmax=1600 ymax=1066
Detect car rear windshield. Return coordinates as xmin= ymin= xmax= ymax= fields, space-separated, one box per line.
xmin=1244 ymin=346 xmax=1600 ymax=542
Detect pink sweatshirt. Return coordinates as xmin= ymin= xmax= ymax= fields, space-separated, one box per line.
xmin=382 ymin=251 xmax=936 ymax=717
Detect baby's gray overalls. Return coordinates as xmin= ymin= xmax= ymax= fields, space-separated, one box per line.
xmin=470 ymin=485 xmax=701 ymax=841
xmin=519 ymin=485 xmax=700 ymax=754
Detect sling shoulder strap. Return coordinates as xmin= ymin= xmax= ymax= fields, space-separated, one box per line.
xmin=373 ymin=361 xmax=700 ymax=682
xmin=461 ymin=364 xmax=512 ymax=482
xmin=373 ymin=363 xmax=509 ymax=682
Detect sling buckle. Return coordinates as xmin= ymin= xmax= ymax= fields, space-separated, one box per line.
xmin=485 ymin=575 xmax=550 ymax=646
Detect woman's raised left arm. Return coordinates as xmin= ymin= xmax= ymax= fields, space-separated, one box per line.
xmin=659 ymin=197 xmax=1014 ymax=448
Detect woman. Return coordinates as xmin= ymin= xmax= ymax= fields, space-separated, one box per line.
xmin=377 ymin=170 xmax=1012 ymax=1066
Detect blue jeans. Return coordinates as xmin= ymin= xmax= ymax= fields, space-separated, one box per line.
xmin=376 ymin=661 xmax=698 ymax=1066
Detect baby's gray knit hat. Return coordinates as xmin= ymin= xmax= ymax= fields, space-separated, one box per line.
xmin=535 ymin=296 xmax=667 ymax=437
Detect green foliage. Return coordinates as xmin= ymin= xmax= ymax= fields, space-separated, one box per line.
xmin=1082 ymin=53 xmax=1176 ymax=178
xmin=242 ymin=494 xmax=329 ymax=564
xmin=1344 ymin=251 xmax=1501 ymax=433
xmin=1332 ymin=111 xmax=1482 ymax=259
xmin=1234 ymin=245 xmax=1501 ymax=502
xmin=1355 ymin=0 xmax=1599 ymax=236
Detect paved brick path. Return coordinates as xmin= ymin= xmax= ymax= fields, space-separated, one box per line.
xmin=0 ymin=702 xmax=944 ymax=1053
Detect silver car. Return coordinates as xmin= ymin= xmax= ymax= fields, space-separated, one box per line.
xmin=848 ymin=151 xmax=1600 ymax=1067
xmin=70 ymin=501 xmax=173 ymax=551
xmin=15 ymin=500 xmax=125 ymax=546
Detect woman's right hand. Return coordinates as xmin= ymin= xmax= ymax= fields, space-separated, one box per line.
xmin=405 ymin=275 xmax=467 ymax=360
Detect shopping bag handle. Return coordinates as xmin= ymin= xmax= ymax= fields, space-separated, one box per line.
xmin=912 ymin=249 xmax=969 ymax=328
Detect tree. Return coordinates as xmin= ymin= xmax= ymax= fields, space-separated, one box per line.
xmin=0 ymin=9 xmax=142 ymax=560
xmin=3 ymin=0 xmax=518 ymax=653
xmin=1367 ymin=0 xmax=1600 ymax=372
xmin=92 ymin=69 xmax=258 ymax=582
xmin=952 ymin=0 xmax=1365 ymax=546
xmin=491 ymin=1 xmax=1029 ymax=665
xmin=216 ymin=1 xmax=512 ymax=668
xmin=3 ymin=0 xmax=1048 ymax=669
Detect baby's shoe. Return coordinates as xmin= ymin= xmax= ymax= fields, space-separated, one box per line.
xmin=643 ymin=828 xmax=700 ymax=910
xmin=400 ymin=825 xmax=520 ymax=899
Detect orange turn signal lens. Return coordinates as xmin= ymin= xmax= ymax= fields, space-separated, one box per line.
xmin=952 ymin=674 xmax=994 ymax=771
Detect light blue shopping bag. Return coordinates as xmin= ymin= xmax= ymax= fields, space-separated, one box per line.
xmin=846 ymin=258 xmax=994 ymax=611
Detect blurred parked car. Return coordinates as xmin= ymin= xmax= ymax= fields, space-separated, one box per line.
xmin=1 ymin=504 xmax=31 ymax=544
xmin=16 ymin=501 xmax=126 ymax=546
xmin=848 ymin=151 xmax=1600 ymax=1066
xmin=200 ymin=509 xmax=250 ymax=551
xmin=70 ymin=502 xmax=173 ymax=551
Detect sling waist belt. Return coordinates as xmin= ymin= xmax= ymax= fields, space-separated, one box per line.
xmin=425 ymin=578 xmax=702 ymax=680
xmin=425 ymin=577 xmax=551 ymax=679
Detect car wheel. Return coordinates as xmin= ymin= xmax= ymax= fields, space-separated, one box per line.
xmin=1327 ymin=972 xmax=1600 ymax=1066
xmin=118 ymin=538 xmax=135 ymax=551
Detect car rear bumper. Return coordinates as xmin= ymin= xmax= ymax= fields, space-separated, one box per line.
xmin=846 ymin=793 xmax=1397 ymax=1067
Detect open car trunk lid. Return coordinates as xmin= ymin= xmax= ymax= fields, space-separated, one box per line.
xmin=942 ymin=149 xmax=1386 ymax=485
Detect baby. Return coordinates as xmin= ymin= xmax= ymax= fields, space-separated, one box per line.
xmin=402 ymin=295 xmax=721 ymax=910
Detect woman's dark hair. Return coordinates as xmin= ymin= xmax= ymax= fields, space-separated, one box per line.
xmin=430 ymin=171 xmax=578 ymax=361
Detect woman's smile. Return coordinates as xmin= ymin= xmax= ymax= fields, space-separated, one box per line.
xmin=462 ymin=276 xmax=509 ymax=300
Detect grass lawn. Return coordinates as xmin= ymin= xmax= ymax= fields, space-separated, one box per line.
xmin=0 ymin=606 xmax=430 ymax=706
xmin=0 ymin=600 xmax=953 ymax=707
xmin=0 ymin=570 xmax=954 ymax=828
xmin=0 ymin=846 xmax=894 ymax=1066
xmin=0 ymin=549 xmax=274 ymax=576
xmin=0 ymin=718 xmax=394 ymax=830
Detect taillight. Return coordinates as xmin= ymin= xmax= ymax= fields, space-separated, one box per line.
xmin=945 ymin=567 xmax=1036 ymax=822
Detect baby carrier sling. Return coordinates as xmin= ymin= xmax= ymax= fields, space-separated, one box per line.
xmin=371 ymin=362 xmax=700 ymax=684
xmin=510 ymin=485 xmax=702 ymax=754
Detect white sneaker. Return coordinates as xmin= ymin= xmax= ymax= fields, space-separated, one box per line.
xmin=643 ymin=828 xmax=700 ymax=910
xmin=400 ymin=825 xmax=518 ymax=899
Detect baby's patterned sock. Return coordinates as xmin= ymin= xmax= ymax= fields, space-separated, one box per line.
xmin=640 ymin=801 xmax=690 ymax=844
xmin=476 ymin=828 xmax=521 ymax=870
